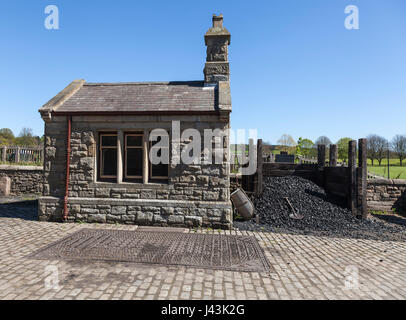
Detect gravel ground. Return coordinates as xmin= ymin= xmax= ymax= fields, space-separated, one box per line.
xmin=234 ymin=176 xmax=406 ymax=241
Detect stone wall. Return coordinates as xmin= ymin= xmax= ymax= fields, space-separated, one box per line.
xmin=65 ymin=127 xmax=229 ymax=202
xmin=39 ymin=197 xmax=231 ymax=229
xmin=39 ymin=114 xmax=232 ymax=229
xmin=43 ymin=119 xmax=67 ymax=198
xmin=0 ymin=165 xmax=43 ymax=196
xmin=367 ymin=178 xmax=406 ymax=214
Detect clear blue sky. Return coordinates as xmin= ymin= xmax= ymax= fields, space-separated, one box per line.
xmin=1 ymin=0 xmax=405 ymax=144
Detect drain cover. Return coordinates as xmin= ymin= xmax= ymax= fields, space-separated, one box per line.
xmin=28 ymin=228 xmax=271 ymax=272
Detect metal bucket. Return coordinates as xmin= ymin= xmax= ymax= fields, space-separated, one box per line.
xmin=230 ymin=188 xmax=254 ymax=221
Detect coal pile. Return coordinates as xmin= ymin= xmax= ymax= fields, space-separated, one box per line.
xmin=234 ymin=176 xmax=406 ymax=241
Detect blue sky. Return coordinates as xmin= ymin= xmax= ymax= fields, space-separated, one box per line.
xmin=0 ymin=0 xmax=405 ymax=144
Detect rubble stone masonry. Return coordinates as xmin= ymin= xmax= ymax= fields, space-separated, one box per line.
xmin=367 ymin=178 xmax=406 ymax=214
xmin=0 ymin=165 xmax=43 ymax=196
xmin=38 ymin=115 xmax=232 ymax=229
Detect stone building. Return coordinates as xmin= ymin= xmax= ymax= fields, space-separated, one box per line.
xmin=38 ymin=15 xmax=233 ymax=229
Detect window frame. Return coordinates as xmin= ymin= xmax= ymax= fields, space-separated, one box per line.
xmin=124 ymin=132 xmax=144 ymax=180
xmin=149 ymin=130 xmax=169 ymax=180
xmin=99 ymin=133 xmax=118 ymax=179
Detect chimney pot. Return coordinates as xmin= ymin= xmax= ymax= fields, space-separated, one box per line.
xmin=212 ymin=14 xmax=223 ymax=28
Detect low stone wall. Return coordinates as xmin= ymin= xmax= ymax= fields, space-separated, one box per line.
xmin=367 ymin=178 xmax=406 ymax=214
xmin=0 ymin=165 xmax=43 ymax=196
xmin=39 ymin=196 xmax=232 ymax=229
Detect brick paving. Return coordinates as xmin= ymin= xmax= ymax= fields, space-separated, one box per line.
xmin=1 ymin=201 xmax=406 ymax=300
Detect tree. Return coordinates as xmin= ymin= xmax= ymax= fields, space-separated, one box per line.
xmin=15 ymin=127 xmax=37 ymax=147
xmin=277 ymin=134 xmax=296 ymax=153
xmin=296 ymin=137 xmax=314 ymax=158
xmin=336 ymin=137 xmax=352 ymax=162
xmin=367 ymin=134 xmax=388 ymax=166
xmin=315 ymin=136 xmax=332 ymax=147
xmin=0 ymin=128 xmax=15 ymax=146
xmin=391 ymin=134 xmax=406 ymax=167
xmin=262 ymin=140 xmax=272 ymax=156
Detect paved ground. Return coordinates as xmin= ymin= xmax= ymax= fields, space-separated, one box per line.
xmin=1 ymin=200 xmax=406 ymax=300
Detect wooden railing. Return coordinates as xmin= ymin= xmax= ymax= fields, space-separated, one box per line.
xmin=299 ymin=156 xmax=318 ymax=164
xmin=0 ymin=145 xmax=43 ymax=164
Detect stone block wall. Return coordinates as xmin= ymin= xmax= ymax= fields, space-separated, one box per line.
xmin=39 ymin=114 xmax=232 ymax=229
xmin=43 ymin=119 xmax=67 ymax=198
xmin=0 ymin=165 xmax=43 ymax=196
xmin=39 ymin=197 xmax=232 ymax=229
xmin=65 ymin=127 xmax=230 ymax=202
xmin=367 ymin=178 xmax=406 ymax=214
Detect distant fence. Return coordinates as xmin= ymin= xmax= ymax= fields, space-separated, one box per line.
xmin=0 ymin=146 xmax=43 ymax=164
xmin=367 ymin=171 xmax=383 ymax=179
xmin=299 ymin=156 xmax=317 ymax=164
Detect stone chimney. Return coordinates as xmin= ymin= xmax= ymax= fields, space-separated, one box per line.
xmin=204 ymin=14 xmax=231 ymax=84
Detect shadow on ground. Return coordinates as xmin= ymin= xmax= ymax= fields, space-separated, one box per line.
xmin=371 ymin=213 xmax=406 ymax=228
xmin=305 ymin=189 xmax=348 ymax=208
xmin=0 ymin=198 xmax=38 ymax=221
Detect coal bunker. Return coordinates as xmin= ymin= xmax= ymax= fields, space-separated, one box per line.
xmin=234 ymin=176 xmax=406 ymax=241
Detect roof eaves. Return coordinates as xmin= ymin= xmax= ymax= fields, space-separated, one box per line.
xmin=39 ymin=79 xmax=85 ymax=121
xmin=52 ymin=110 xmax=220 ymax=116
xmin=84 ymin=80 xmax=205 ymax=87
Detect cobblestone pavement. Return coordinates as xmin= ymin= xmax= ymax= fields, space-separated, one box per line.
xmin=0 ymin=201 xmax=406 ymax=300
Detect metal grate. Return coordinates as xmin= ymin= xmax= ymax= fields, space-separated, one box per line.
xmin=27 ymin=228 xmax=271 ymax=272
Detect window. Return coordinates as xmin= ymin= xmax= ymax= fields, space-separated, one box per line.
xmin=149 ymin=130 xmax=169 ymax=180
xmin=99 ymin=133 xmax=117 ymax=178
xmin=97 ymin=130 xmax=170 ymax=183
xmin=125 ymin=133 xmax=143 ymax=179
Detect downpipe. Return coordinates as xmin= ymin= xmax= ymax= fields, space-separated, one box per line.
xmin=63 ymin=116 xmax=72 ymax=221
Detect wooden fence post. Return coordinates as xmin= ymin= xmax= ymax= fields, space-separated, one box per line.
xmin=257 ymin=139 xmax=263 ymax=195
xmin=348 ymin=140 xmax=357 ymax=216
xmin=329 ymin=144 xmax=338 ymax=167
xmin=357 ymin=138 xmax=367 ymax=219
xmin=249 ymin=138 xmax=256 ymax=193
xmin=317 ymin=144 xmax=326 ymax=187
xmin=317 ymin=145 xmax=326 ymax=168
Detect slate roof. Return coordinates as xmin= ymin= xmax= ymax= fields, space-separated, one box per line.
xmin=54 ymin=81 xmax=218 ymax=114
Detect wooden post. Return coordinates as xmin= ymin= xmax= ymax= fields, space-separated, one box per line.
xmin=317 ymin=145 xmax=326 ymax=187
xmin=257 ymin=139 xmax=263 ymax=195
xmin=317 ymin=145 xmax=326 ymax=168
xmin=357 ymin=138 xmax=367 ymax=219
xmin=348 ymin=140 xmax=357 ymax=216
xmin=1 ymin=146 xmax=6 ymax=162
xmin=329 ymin=144 xmax=338 ymax=167
xmin=249 ymin=139 xmax=257 ymax=193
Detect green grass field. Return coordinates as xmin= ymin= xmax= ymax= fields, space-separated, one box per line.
xmin=367 ymin=158 xmax=404 ymax=166
xmin=368 ymin=164 xmax=406 ymax=179
xmin=366 ymin=158 xmax=406 ymax=179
